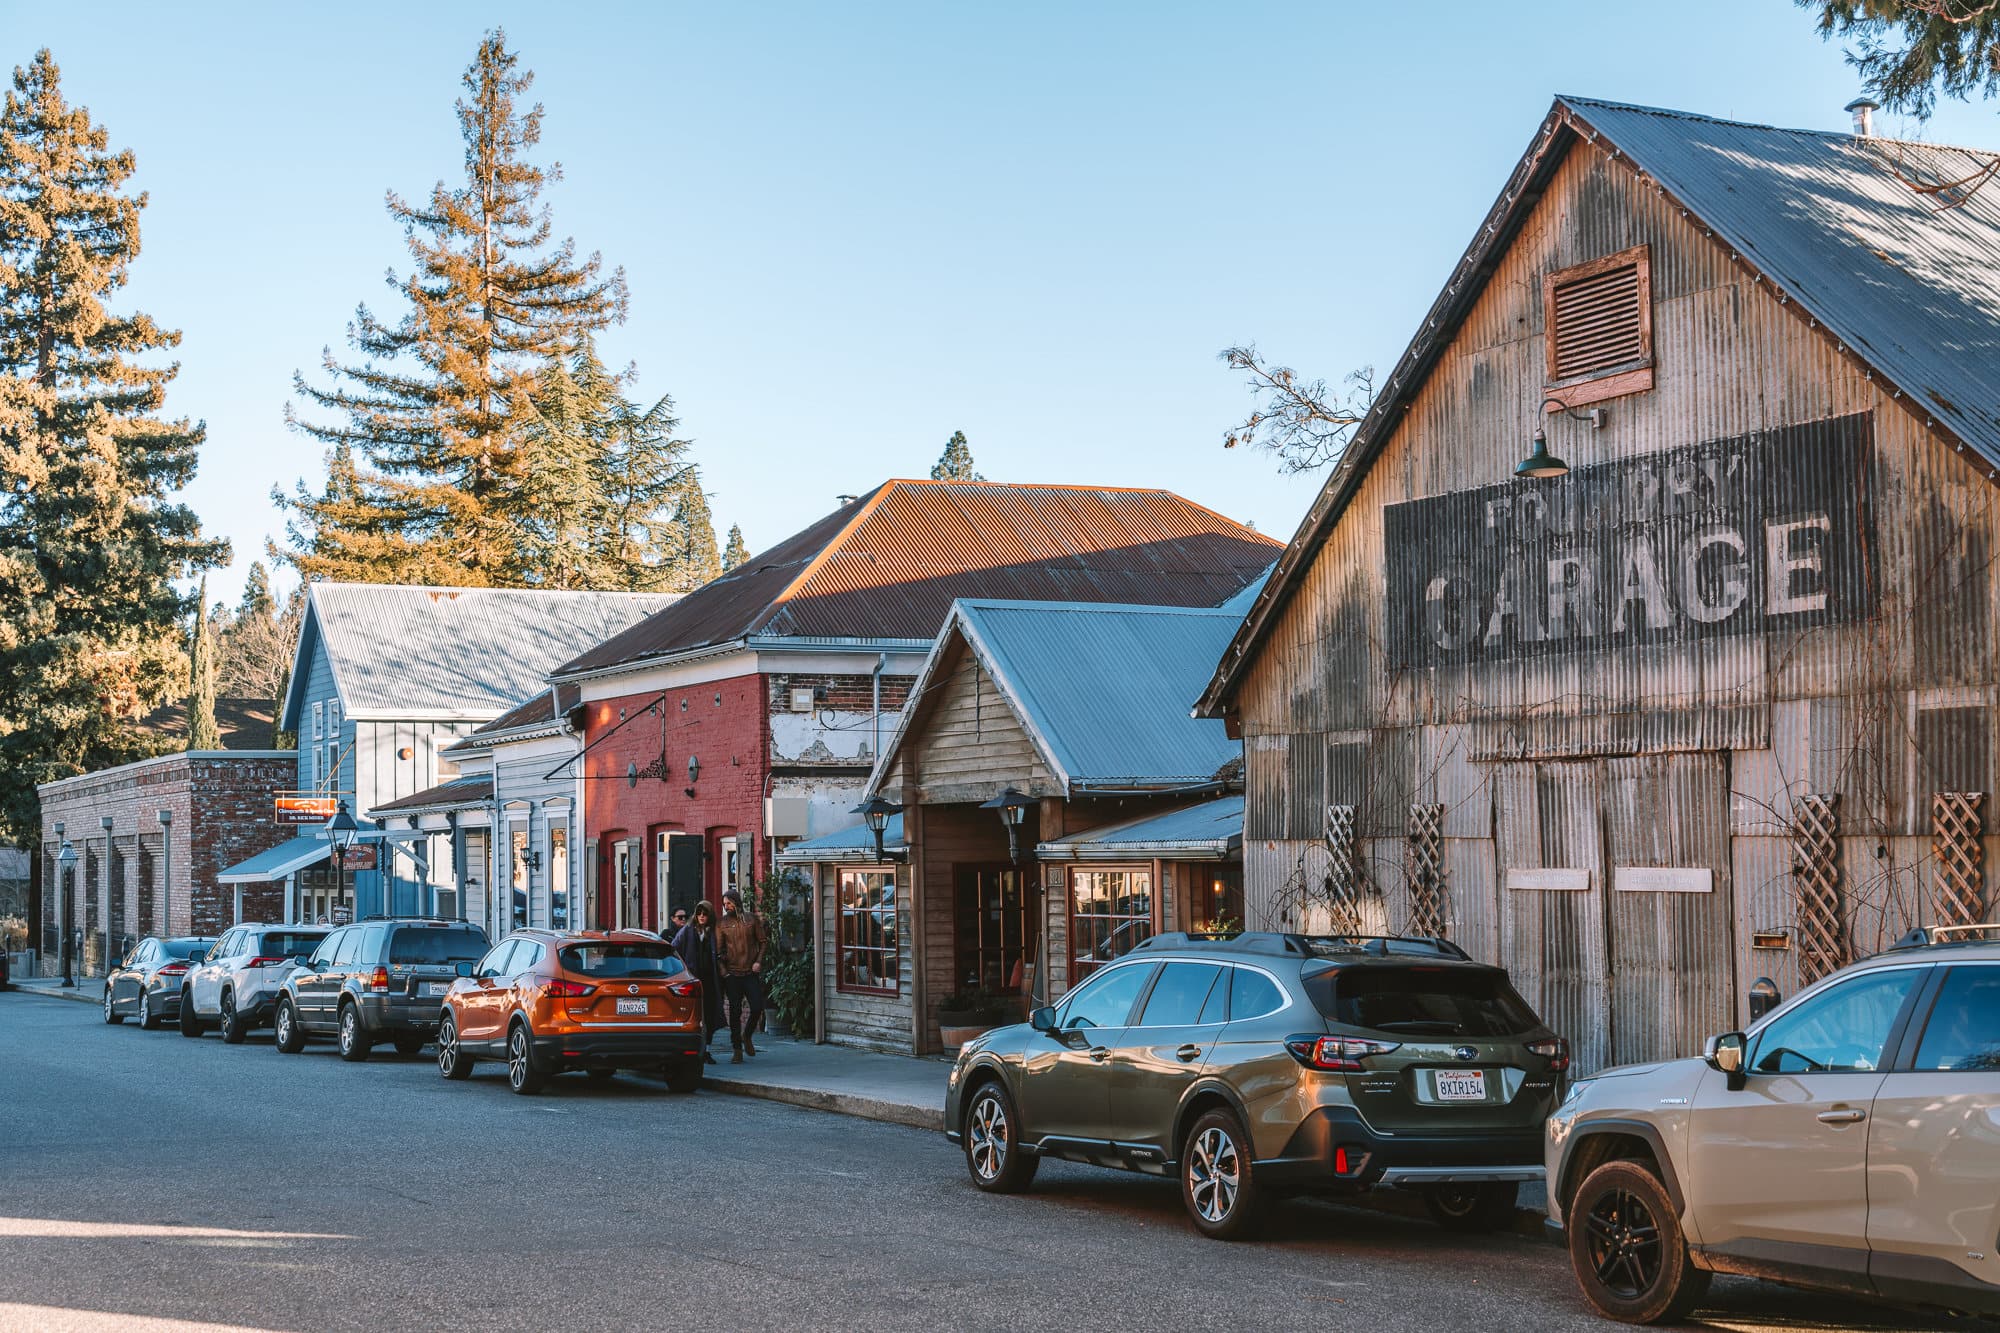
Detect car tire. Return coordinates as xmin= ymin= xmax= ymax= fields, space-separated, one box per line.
xmin=963 ymin=1079 xmax=1036 ymax=1194
xmin=138 ymin=989 xmax=161 ymax=1030
xmin=219 ymin=991 xmax=247 ymax=1045
xmin=337 ymin=1003 xmax=371 ymax=1062
xmin=664 ymin=1061 xmax=702 ymax=1094
xmin=506 ymin=1021 xmax=545 ymax=1096
xmin=1568 ymin=1159 xmax=1711 ymax=1325
xmin=1181 ymin=1106 xmax=1261 ymax=1240
xmin=178 ymin=989 xmax=207 ymax=1038
xmin=1425 ymin=1182 xmax=1519 ymax=1233
xmin=273 ymin=997 xmax=305 ymax=1053
xmin=102 ymin=988 xmax=123 ymax=1025
xmin=394 ymin=1036 xmax=426 ymax=1058
xmin=437 ymin=1012 xmax=474 ymax=1080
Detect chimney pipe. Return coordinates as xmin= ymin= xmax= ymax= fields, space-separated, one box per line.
xmin=1845 ymin=97 xmax=1880 ymax=137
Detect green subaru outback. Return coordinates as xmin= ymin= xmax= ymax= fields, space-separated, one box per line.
xmin=944 ymin=931 xmax=1568 ymax=1238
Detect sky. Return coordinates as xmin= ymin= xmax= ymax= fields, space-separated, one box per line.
xmin=8 ymin=1 xmax=2000 ymax=605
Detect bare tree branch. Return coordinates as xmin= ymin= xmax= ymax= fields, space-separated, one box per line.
xmin=1219 ymin=345 xmax=1375 ymax=475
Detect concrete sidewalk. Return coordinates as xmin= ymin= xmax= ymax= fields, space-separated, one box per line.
xmin=7 ymin=976 xmax=99 ymax=1004
xmin=701 ymin=1036 xmax=947 ymax=1131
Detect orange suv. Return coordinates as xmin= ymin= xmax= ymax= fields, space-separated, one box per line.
xmin=436 ymin=930 xmax=705 ymax=1095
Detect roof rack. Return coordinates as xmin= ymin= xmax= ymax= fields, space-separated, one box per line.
xmin=1893 ymin=922 xmax=2000 ymax=949
xmin=1134 ymin=931 xmax=1472 ymax=963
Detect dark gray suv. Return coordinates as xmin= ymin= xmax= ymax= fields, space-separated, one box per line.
xmin=273 ymin=919 xmax=489 ymax=1061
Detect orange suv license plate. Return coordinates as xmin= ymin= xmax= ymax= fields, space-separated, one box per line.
xmin=615 ymin=999 xmax=647 ymax=1015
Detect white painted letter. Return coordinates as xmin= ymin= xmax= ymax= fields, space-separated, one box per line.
xmin=1679 ymin=525 xmax=1749 ymax=625
xmin=1766 ymin=515 xmax=1833 ymax=615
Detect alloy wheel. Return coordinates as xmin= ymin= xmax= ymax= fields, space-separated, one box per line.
xmin=138 ymin=992 xmax=150 ymax=1026
xmin=1584 ymin=1186 xmax=1664 ymax=1300
xmin=508 ymin=1028 xmax=529 ymax=1088
xmin=968 ymin=1092 xmax=1007 ymax=1181
xmin=1187 ymin=1126 xmax=1240 ymax=1224
xmin=220 ymin=993 xmax=234 ymax=1029
xmin=102 ymin=989 xmax=114 ymax=1022
xmin=340 ymin=1008 xmax=357 ymax=1055
xmin=275 ymin=1005 xmax=290 ymax=1046
xmin=438 ymin=1019 xmax=458 ymax=1075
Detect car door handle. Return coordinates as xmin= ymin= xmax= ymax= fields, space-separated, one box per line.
xmin=1176 ymin=1044 xmax=1202 ymax=1063
xmin=1087 ymin=1047 xmax=1111 ymax=1062
xmin=1817 ymin=1108 xmax=1867 ymax=1124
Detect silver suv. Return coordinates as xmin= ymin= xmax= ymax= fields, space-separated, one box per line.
xmin=1546 ymin=924 xmax=2000 ymax=1323
xmin=178 ymin=924 xmax=328 ymax=1043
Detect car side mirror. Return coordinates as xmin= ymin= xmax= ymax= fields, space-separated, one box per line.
xmin=455 ymin=962 xmax=474 ymax=978
xmin=1704 ymin=1031 xmax=1748 ymax=1090
xmin=1029 ymin=1006 xmax=1057 ymax=1034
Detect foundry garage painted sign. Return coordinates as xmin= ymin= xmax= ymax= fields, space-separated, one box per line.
xmin=1385 ymin=413 xmax=1874 ymax=667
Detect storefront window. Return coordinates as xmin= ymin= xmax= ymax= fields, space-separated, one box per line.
xmin=838 ymin=869 xmax=898 ymax=994
xmin=1189 ymin=865 xmax=1244 ymax=936
xmin=1071 ymin=867 xmax=1153 ymax=981
xmin=549 ymin=826 xmax=569 ymax=930
xmin=510 ymin=827 xmax=529 ymax=929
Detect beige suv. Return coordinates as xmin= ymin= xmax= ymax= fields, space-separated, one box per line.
xmin=1545 ymin=925 xmax=2000 ymax=1323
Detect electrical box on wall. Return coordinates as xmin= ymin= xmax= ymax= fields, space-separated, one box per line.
xmin=788 ymin=688 xmax=814 ymax=713
xmin=764 ymin=797 xmax=810 ymax=837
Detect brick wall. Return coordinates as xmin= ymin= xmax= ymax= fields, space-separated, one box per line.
xmin=765 ymin=672 xmax=915 ymax=715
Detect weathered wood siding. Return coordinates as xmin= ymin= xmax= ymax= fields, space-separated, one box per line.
xmin=1236 ymin=135 xmax=2000 ymax=1069
xmin=898 ymin=641 xmax=1056 ymax=804
xmin=814 ymin=862 xmax=915 ymax=1053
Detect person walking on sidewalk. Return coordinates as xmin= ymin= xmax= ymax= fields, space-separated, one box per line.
xmin=671 ymin=901 xmax=725 ymax=1065
xmin=716 ymin=888 xmax=767 ymax=1062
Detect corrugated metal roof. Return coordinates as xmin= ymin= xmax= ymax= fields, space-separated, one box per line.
xmin=290 ymin=585 xmax=678 ymax=724
xmin=368 ymin=774 xmax=493 ymax=816
xmin=774 ymin=814 xmax=904 ymax=863
xmin=1037 ymin=795 xmax=1243 ymax=860
xmin=554 ymin=481 xmax=1279 ymax=678
xmin=952 ymin=599 xmax=1243 ymax=789
xmin=1200 ymin=95 xmax=2000 ymax=717
xmin=216 ymin=834 xmax=331 ymax=884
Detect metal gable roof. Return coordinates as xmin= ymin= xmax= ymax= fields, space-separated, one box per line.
xmin=283 ymin=584 xmax=679 ymax=726
xmin=368 ymin=774 xmax=493 ymax=817
xmin=1198 ymin=94 xmax=2000 ymax=717
xmin=1037 ymin=795 xmax=1243 ymax=861
xmin=774 ymin=814 xmax=905 ymax=863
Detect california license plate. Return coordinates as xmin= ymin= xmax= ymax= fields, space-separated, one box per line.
xmin=1435 ymin=1069 xmax=1487 ymax=1101
xmin=423 ymin=982 xmax=448 ymax=997
xmin=616 ymin=998 xmax=647 ymax=1015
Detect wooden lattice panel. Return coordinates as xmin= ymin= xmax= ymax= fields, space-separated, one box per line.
xmin=1324 ymin=804 xmax=1363 ymax=934
xmin=1792 ymin=794 xmax=1845 ymax=985
xmin=1932 ymin=791 xmax=1986 ymax=928
xmin=1406 ymin=803 xmax=1447 ymax=939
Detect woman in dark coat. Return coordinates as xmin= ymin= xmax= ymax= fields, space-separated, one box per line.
xmin=671 ymin=900 xmax=726 ymax=1064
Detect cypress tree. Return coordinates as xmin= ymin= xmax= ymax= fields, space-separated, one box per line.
xmin=0 ymin=50 xmax=226 ymax=843
xmin=929 ymin=429 xmax=983 ymax=481
xmin=280 ymin=29 xmax=627 ymax=586
xmin=187 ymin=576 xmax=219 ymax=751
xmin=722 ymin=524 xmax=749 ymax=572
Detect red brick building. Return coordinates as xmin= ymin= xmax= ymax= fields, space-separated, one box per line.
xmin=35 ymin=750 xmax=298 ymax=976
xmin=549 ymin=479 xmax=1277 ymax=931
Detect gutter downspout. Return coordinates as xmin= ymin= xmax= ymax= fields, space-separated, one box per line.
xmin=872 ymin=653 xmax=887 ymax=765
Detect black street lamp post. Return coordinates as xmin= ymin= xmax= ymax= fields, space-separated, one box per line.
xmin=324 ymin=800 xmax=360 ymax=924
xmin=55 ymin=840 xmax=77 ymax=988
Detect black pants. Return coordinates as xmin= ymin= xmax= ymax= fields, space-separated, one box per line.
xmin=724 ymin=973 xmax=764 ymax=1047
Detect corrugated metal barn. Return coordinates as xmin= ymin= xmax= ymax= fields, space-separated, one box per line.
xmin=1198 ymin=95 xmax=2000 ymax=1074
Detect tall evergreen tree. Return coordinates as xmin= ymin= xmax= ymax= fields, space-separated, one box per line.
xmin=237 ymin=559 xmax=273 ymax=619
xmin=663 ymin=473 xmax=721 ymax=591
xmin=722 ymin=524 xmax=749 ymax=572
xmin=0 ymin=50 xmax=226 ymax=842
xmin=279 ymin=29 xmax=627 ymax=586
xmin=187 ymin=576 xmax=219 ymax=751
xmin=929 ymin=429 xmax=983 ymax=481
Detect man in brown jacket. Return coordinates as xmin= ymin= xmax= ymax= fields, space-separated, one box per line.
xmin=717 ymin=888 xmax=767 ymax=1061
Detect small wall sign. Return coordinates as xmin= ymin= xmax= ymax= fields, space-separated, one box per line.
xmin=1615 ymin=867 xmax=1713 ymax=893
xmin=1505 ymin=868 xmax=1592 ymax=891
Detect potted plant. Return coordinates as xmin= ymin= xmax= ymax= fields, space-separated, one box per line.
xmin=937 ymin=987 xmax=1008 ymax=1048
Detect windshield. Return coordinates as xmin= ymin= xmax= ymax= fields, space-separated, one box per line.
xmin=261 ymin=931 xmax=325 ymax=959
xmin=559 ymin=944 xmax=686 ymax=980
xmin=164 ymin=939 xmax=215 ymax=959
xmin=1305 ymin=964 xmax=1542 ymax=1038
xmin=389 ymin=927 xmax=489 ymax=965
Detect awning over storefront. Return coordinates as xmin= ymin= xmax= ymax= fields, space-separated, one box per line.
xmin=1036 ymin=795 xmax=1242 ymax=862
xmin=775 ymin=815 xmax=904 ymax=865
xmin=216 ymin=834 xmax=332 ymax=884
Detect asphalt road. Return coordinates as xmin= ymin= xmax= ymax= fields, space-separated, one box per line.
xmin=0 ymin=992 xmax=1976 ymax=1333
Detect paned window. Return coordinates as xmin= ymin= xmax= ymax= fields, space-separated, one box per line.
xmin=1070 ymin=867 xmax=1155 ymax=981
xmin=1543 ymin=243 xmax=1653 ymax=407
xmin=837 ymin=869 xmax=898 ymax=994
xmin=548 ymin=826 xmax=569 ymax=930
xmin=510 ymin=827 xmax=529 ymax=929
xmin=327 ymin=700 xmax=341 ymax=736
xmin=311 ymin=702 xmax=324 ymax=741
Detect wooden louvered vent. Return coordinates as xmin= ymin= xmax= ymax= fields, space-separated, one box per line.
xmin=1542 ymin=243 xmax=1654 ymax=407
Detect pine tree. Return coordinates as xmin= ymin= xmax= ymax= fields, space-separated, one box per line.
xmin=722 ymin=524 xmax=749 ymax=572
xmin=0 ymin=50 xmax=226 ymax=843
xmin=237 ymin=559 xmax=273 ymax=618
xmin=187 ymin=576 xmax=219 ymax=751
xmin=279 ymin=29 xmax=627 ymax=586
xmin=929 ymin=429 xmax=983 ymax=482
xmin=663 ymin=473 xmax=721 ymax=591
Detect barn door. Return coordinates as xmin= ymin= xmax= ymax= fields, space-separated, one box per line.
xmin=1602 ymin=754 xmax=1734 ymax=1068
xmin=1494 ymin=761 xmax=1612 ymax=1076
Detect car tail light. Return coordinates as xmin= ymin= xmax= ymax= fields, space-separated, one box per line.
xmin=158 ymin=962 xmax=189 ymax=976
xmin=1284 ymin=1034 xmax=1401 ymax=1072
xmin=247 ymin=956 xmax=287 ymax=968
xmin=545 ymin=978 xmax=597 ymax=998
xmin=668 ymin=981 xmax=700 ymax=998
xmin=368 ymin=966 xmax=390 ymax=993
xmin=1528 ymin=1037 xmax=1570 ymax=1072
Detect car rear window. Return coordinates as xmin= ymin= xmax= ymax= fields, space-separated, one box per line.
xmin=1305 ymin=965 xmax=1542 ymax=1038
xmin=165 ymin=939 xmax=215 ymax=959
xmin=389 ymin=927 xmax=489 ymax=965
xmin=260 ymin=931 xmax=325 ymax=959
xmin=559 ymin=943 xmax=686 ymax=980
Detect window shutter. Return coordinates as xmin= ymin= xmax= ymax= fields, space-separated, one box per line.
xmin=1543 ymin=244 xmax=1653 ymax=403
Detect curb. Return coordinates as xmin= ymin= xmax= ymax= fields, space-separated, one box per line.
xmin=698 ymin=1073 xmax=943 ymax=1132
xmin=8 ymin=984 xmax=101 ymax=1006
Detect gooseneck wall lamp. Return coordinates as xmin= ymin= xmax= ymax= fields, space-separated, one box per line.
xmin=1517 ymin=397 xmax=1606 ymax=480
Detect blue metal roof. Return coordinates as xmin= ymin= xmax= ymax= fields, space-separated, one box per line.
xmin=775 ymin=814 xmax=903 ymax=863
xmin=1038 ymin=795 xmax=1243 ymax=860
xmin=216 ymin=835 xmax=331 ymax=884
xmin=952 ymin=599 xmax=1242 ymax=790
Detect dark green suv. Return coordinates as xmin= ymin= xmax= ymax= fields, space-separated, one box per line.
xmin=944 ymin=932 xmax=1568 ymax=1238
